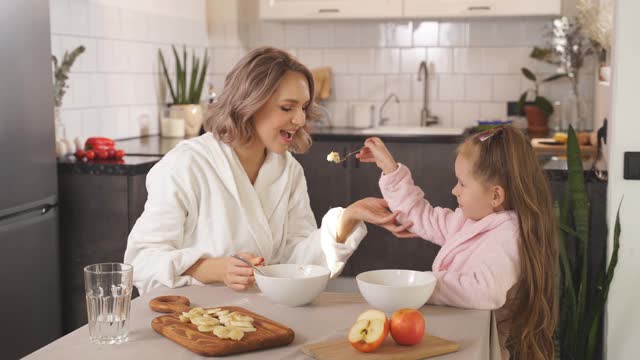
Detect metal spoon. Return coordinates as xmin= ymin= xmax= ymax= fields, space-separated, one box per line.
xmin=231 ymin=254 xmax=266 ymax=276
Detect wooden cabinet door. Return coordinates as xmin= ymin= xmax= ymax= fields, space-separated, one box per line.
xmin=404 ymin=0 xmax=560 ymax=18
xmin=293 ymin=140 xmax=352 ymax=226
xmin=259 ymin=0 xmax=402 ymax=20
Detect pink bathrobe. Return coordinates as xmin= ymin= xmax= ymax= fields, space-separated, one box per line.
xmin=379 ymin=164 xmax=521 ymax=359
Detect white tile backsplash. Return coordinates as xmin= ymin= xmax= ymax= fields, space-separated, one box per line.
xmin=438 ymin=75 xmax=465 ymax=101
xmin=412 ymin=21 xmax=439 ymax=47
xmin=385 ymin=75 xmax=412 ymax=101
xmin=285 ymin=23 xmax=310 ymax=48
xmin=360 ymin=22 xmax=386 ymax=47
xmin=427 ymin=48 xmax=452 ymax=74
xmin=385 ymin=22 xmax=412 ymax=47
xmin=375 ymin=48 xmax=400 ymax=74
xmin=309 ymin=23 xmax=335 ymax=48
xmin=359 ymin=75 xmax=386 ymax=101
xmin=439 ymin=22 xmax=467 ymax=47
xmin=400 ymin=48 xmax=426 ymax=73
xmin=52 ymin=0 xmax=596 ymax=139
xmin=453 ymin=102 xmax=480 ymax=128
xmin=334 ymin=75 xmax=360 ymax=101
xmin=465 ymin=75 xmax=493 ymax=101
xmin=493 ymin=75 xmax=522 ymax=102
xmin=51 ymin=0 xmax=208 ymax=139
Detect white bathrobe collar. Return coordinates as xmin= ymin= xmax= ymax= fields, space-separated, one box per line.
xmin=197 ymin=134 xmax=290 ymax=258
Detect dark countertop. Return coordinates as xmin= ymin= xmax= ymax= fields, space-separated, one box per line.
xmin=62 ymin=134 xmax=607 ymax=182
xmin=116 ymin=129 xmax=465 ymax=157
xmin=57 ymin=155 xmax=162 ymax=176
xmin=309 ymin=127 xmax=464 ymax=143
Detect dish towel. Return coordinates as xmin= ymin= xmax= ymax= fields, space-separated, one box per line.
xmin=311 ymin=66 xmax=332 ymax=101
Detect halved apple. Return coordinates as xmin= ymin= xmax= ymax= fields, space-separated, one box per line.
xmin=348 ymin=309 xmax=389 ymax=353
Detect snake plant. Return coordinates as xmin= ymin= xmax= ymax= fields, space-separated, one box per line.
xmin=158 ymin=45 xmax=208 ymax=105
xmin=554 ymin=125 xmax=621 ymax=359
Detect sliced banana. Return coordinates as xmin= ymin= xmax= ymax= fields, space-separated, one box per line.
xmin=213 ymin=325 xmax=230 ymax=339
xmin=197 ymin=324 xmax=216 ymax=332
xmin=228 ymin=328 xmax=244 ymax=341
xmin=234 ymin=326 xmax=257 ymax=333
xmin=182 ymin=307 xmax=255 ymax=341
xmin=215 ymin=310 xmax=230 ymax=317
xmin=230 ymin=320 xmax=253 ymax=328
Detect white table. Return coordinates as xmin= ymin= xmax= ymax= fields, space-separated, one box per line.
xmin=25 ymin=278 xmax=500 ymax=359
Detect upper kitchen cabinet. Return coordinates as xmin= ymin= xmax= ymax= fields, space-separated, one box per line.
xmin=404 ymin=0 xmax=561 ymax=18
xmin=259 ymin=0 xmax=402 ymax=20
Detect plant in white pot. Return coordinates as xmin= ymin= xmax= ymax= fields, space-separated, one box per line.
xmin=158 ymin=45 xmax=209 ymax=137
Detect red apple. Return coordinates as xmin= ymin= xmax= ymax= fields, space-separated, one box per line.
xmin=389 ymin=308 xmax=425 ymax=346
xmin=348 ymin=309 xmax=389 ymax=353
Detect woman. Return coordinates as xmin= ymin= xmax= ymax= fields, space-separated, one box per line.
xmin=124 ymin=47 xmax=410 ymax=294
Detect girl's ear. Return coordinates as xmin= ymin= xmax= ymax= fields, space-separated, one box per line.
xmin=491 ymin=185 xmax=506 ymax=210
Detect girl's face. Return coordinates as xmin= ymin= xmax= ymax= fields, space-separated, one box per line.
xmin=251 ymin=71 xmax=309 ymax=155
xmin=451 ymin=154 xmax=504 ymax=220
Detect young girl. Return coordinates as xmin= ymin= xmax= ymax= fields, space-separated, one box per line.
xmin=357 ymin=126 xmax=557 ymax=359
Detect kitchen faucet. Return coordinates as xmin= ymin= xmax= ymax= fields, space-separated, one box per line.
xmin=418 ymin=61 xmax=439 ymax=127
xmin=378 ymin=93 xmax=400 ymax=126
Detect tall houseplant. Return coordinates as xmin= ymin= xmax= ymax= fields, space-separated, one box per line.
xmin=516 ymin=67 xmax=562 ymax=138
xmin=554 ymin=125 xmax=621 ymax=359
xmin=158 ymin=45 xmax=209 ymax=137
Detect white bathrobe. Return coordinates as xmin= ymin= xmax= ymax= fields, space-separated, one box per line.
xmin=124 ymin=133 xmax=367 ymax=294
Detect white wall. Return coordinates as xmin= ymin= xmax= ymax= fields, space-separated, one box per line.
xmin=49 ymin=0 xmax=209 ymax=140
xmin=206 ymin=0 xmax=596 ymax=129
xmin=605 ymin=0 xmax=640 ymax=358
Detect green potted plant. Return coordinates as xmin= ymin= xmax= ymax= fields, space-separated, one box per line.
xmin=516 ymin=67 xmax=563 ymax=138
xmin=554 ymin=125 xmax=621 ymax=359
xmin=158 ymin=45 xmax=209 ymax=137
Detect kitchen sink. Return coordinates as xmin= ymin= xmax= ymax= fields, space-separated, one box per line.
xmin=359 ymin=126 xmax=464 ymax=136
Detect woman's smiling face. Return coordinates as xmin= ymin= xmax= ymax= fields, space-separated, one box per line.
xmin=251 ymin=71 xmax=310 ymax=154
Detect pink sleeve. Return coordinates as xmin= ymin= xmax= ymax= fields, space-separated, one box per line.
xmin=379 ymin=164 xmax=463 ymax=246
xmin=428 ymin=230 xmax=520 ymax=310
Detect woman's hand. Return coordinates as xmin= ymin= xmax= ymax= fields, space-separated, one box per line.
xmin=222 ymin=253 xmax=264 ymax=291
xmin=343 ymin=197 xmax=417 ymax=238
xmin=356 ymin=137 xmax=399 ymax=175
xmin=183 ymin=253 xmax=264 ymax=291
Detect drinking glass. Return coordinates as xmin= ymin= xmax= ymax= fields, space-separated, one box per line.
xmin=84 ymin=263 xmax=133 ymax=344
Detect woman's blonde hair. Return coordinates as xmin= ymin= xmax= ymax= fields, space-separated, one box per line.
xmin=458 ymin=125 xmax=558 ymax=359
xmin=204 ymin=46 xmax=319 ymax=153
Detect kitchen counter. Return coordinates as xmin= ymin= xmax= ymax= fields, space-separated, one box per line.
xmin=24 ymin=279 xmax=500 ymax=360
xmin=116 ymin=129 xmax=464 ymax=157
xmin=57 ymin=155 xmax=162 ymax=176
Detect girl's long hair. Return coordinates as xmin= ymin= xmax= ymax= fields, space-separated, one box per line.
xmin=458 ymin=125 xmax=557 ymax=359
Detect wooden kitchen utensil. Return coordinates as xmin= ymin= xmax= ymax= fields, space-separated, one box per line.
xmin=301 ymin=333 xmax=460 ymax=360
xmin=149 ymin=295 xmax=295 ymax=356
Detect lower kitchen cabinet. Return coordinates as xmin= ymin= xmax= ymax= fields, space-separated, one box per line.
xmin=295 ymin=139 xmax=459 ymax=276
xmin=58 ymin=171 xmax=148 ymax=333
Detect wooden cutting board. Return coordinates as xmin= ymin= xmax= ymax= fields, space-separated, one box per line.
xmin=149 ymin=296 xmax=294 ymax=356
xmin=531 ymin=138 xmax=595 ymax=157
xmin=302 ymin=333 xmax=459 ymax=360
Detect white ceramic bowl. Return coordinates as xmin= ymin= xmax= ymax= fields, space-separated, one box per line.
xmin=254 ymin=264 xmax=330 ymax=307
xmin=356 ymin=269 xmax=437 ymax=313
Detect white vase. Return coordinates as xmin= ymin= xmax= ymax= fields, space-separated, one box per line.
xmin=54 ymin=106 xmax=66 ymax=141
xmin=562 ymin=92 xmax=589 ymax=131
xmin=169 ymin=104 xmax=203 ymax=137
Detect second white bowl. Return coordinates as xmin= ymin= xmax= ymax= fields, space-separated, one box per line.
xmin=356 ymin=269 xmax=437 ymax=313
xmin=254 ymin=264 xmax=330 ymax=307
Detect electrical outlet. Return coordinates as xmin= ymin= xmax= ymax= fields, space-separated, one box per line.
xmin=624 ymin=152 xmax=640 ymax=180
